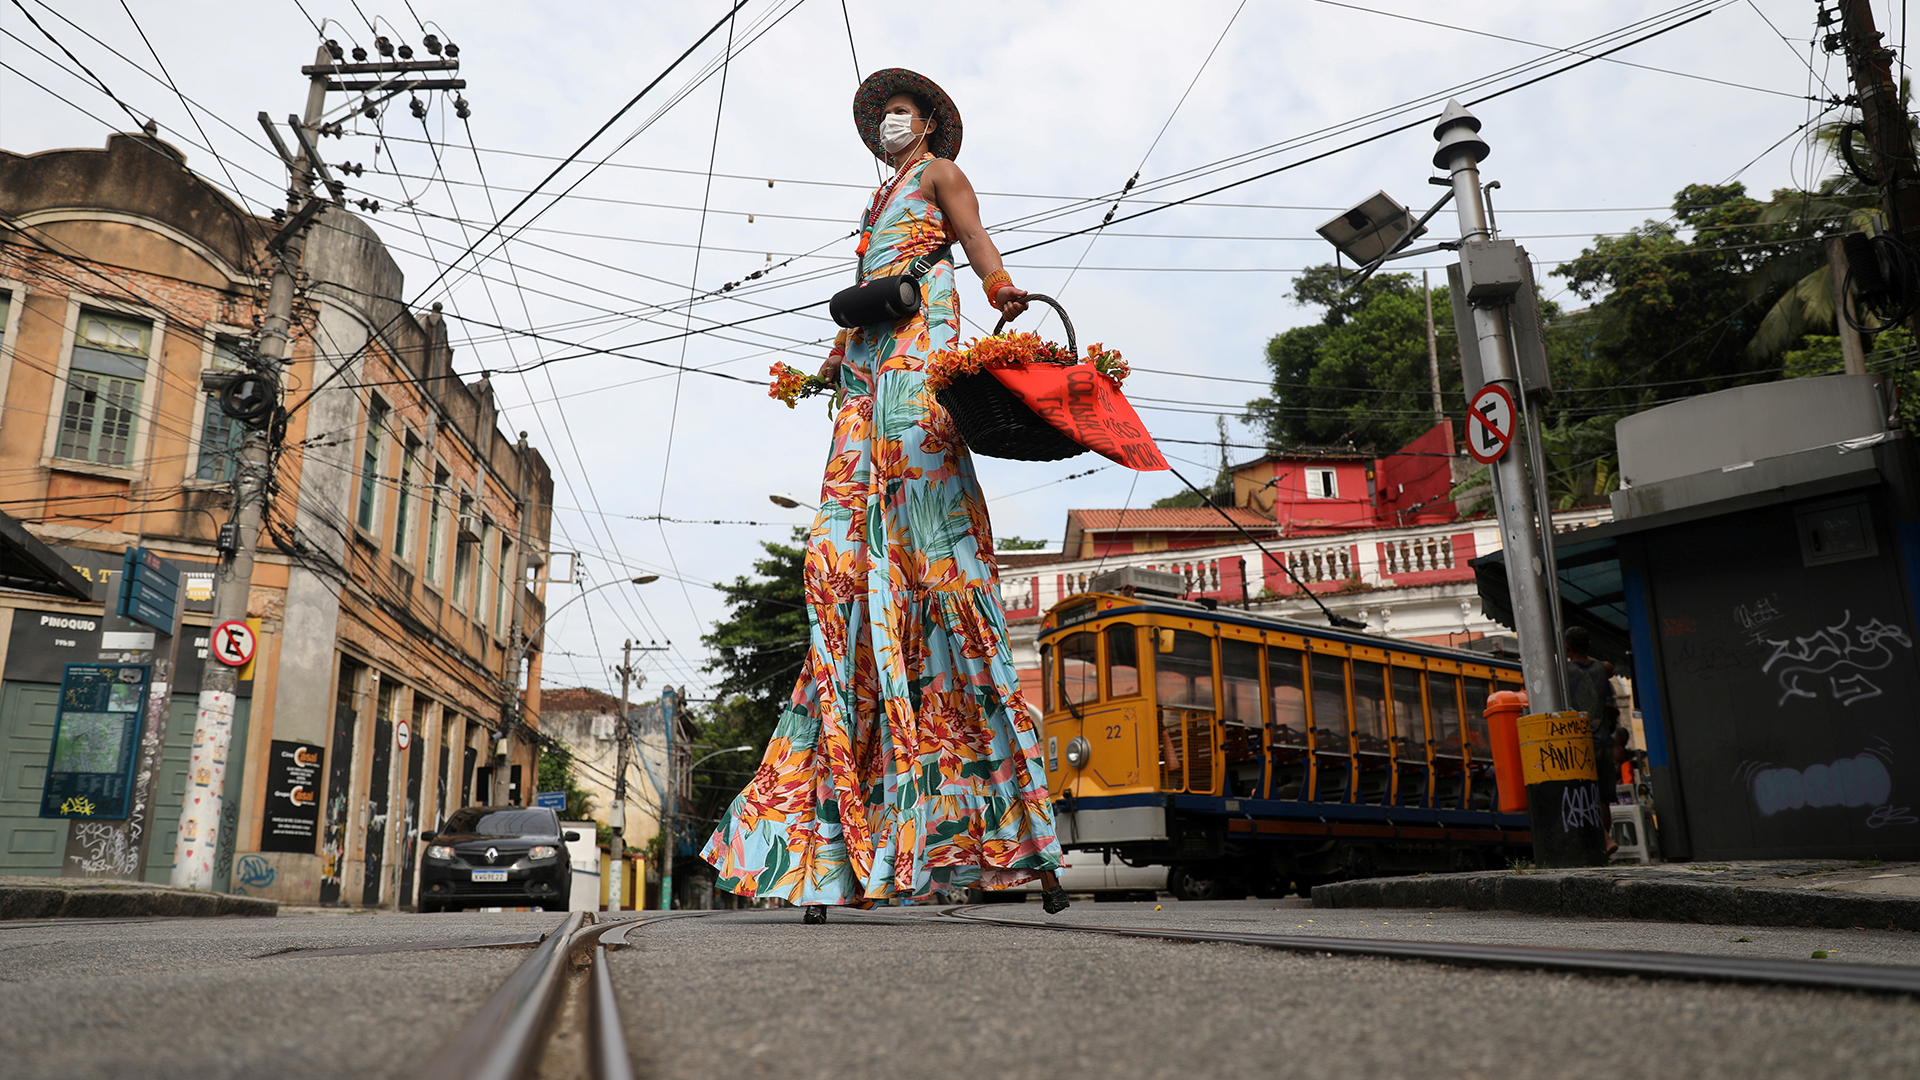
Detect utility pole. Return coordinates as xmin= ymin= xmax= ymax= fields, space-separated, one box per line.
xmin=659 ymin=684 xmax=679 ymax=910
xmin=170 ymin=50 xmax=329 ymax=891
xmin=1836 ymin=3 xmax=1920 ymax=250
xmin=172 ymin=38 xmax=468 ymax=890
xmin=1833 ymin=1 xmax=1920 ymax=341
xmin=494 ymin=432 xmax=534 ymax=807
xmin=608 ymin=640 xmax=637 ymax=913
xmin=1423 ymin=269 xmax=1446 ymax=433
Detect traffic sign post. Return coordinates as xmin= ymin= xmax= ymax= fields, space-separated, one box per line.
xmin=116 ymin=547 xmax=179 ymax=632
xmin=396 ymin=719 xmax=411 ymax=751
xmin=1435 ymin=102 xmax=1600 ymax=868
xmin=1466 ymin=384 xmax=1516 ymax=464
xmin=209 ymin=620 xmax=256 ymax=668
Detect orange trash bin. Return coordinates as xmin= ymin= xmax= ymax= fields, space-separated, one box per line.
xmin=1485 ymin=690 xmax=1529 ymax=814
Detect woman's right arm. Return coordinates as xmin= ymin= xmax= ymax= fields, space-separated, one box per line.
xmin=817 ymin=329 xmax=850 ymax=383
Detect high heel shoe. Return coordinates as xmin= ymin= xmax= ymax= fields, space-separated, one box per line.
xmin=1041 ymin=887 xmax=1071 ymax=915
xmin=803 ymin=904 xmax=827 ymax=924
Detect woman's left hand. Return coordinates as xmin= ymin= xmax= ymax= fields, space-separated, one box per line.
xmin=994 ymin=286 xmax=1031 ymax=322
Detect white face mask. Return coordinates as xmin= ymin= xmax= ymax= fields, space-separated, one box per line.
xmin=879 ymin=111 xmax=925 ymax=153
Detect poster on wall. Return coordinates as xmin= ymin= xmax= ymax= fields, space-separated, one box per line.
xmin=39 ymin=663 xmax=150 ymax=819
xmin=260 ymin=739 xmax=324 ymax=853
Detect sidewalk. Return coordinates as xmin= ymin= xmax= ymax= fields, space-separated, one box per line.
xmin=0 ymin=874 xmax=278 ymax=919
xmin=1313 ymin=860 xmax=1920 ymax=931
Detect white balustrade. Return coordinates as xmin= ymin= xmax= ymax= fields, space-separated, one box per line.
xmin=1381 ymin=535 xmax=1456 ymax=575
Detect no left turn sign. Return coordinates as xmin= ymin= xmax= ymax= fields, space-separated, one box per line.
xmin=396 ymin=719 xmax=411 ymax=750
xmin=1466 ymin=384 xmax=1516 ymax=465
xmin=210 ymin=619 xmax=256 ymax=668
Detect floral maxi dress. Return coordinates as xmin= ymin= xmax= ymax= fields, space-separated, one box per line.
xmin=701 ymin=155 xmax=1063 ymax=904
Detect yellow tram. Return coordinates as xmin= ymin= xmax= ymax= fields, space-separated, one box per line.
xmin=1034 ymin=569 xmax=1530 ymax=899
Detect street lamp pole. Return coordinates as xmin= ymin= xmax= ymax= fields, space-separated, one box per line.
xmin=660 ymin=741 xmax=753 ymax=912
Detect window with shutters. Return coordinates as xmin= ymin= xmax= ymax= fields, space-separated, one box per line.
xmin=58 ymin=310 xmax=152 ymax=467
xmin=357 ymin=398 xmax=388 ymax=533
xmin=424 ymin=464 xmax=449 ymax=588
xmin=1306 ymin=467 xmax=1338 ymax=500
xmin=195 ymin=336 xmax=247 ymax=483
xmin=394 ymin=434 xmax=421 ymax=561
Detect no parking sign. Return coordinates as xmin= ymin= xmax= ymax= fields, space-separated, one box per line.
xmin=210 ymin=619 xmax=255 ymax=668
xmin=1466 ymin=385 xmax=1516 ymax=465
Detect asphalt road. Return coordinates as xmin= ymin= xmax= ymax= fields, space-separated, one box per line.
xmin=0 ymin=901 xmax=1916 ymax=1079
xmin=614 ymin=901 xmax=1920 ymax=1080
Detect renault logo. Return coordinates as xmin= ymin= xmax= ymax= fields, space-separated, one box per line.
xmin=486 ymin=846 xmax=498 ymax=864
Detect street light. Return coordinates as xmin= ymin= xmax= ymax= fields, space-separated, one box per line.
xmin=689 ymin=745 xmax=755 ymax=770
xmin=544 ymin=574 xmax=657 ymax=623
xmin=768 ymin=494 xmax=802 ymax=509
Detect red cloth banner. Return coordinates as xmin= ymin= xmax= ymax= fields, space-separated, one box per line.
xmin=989 ymin=363 xmax=1169 ymax=472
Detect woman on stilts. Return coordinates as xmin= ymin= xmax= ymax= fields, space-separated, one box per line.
xmin=702 ymin=69 xmax=1071 ymax=920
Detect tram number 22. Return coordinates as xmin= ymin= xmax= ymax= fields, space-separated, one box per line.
xmin=1102 ymin=725 xmax=1123 ymax=740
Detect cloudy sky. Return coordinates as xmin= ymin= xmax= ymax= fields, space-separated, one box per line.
xmin=0 ymin=0 xmax=1871 ymax=700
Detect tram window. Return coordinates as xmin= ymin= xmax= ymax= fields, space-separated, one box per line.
xmin=1060 ymin=632 xmax=1098 ymax=706
xmin=1268 ymin=647 xmax=1307 ymax=745
xmin=1309 ymin=654 xmax=1351 ymax=750
xmin=1155 ymin=629 xmax=1215 ymax=710
xmin=1427 ymin=671 xmax=1462 ymax=751
xmin=1390 ymin=667 xmax=1427 ymax=749
xmin=1040 ymin=644 xmax=1053 ymax=713
xmin=1221 ymin=639 xmax=1261 ymax=727
xmin=1463 ymin=676 xmax=1493 ymax=759
xmin=1106 ymin=624 xmax=1140 ymax=699
xmin=1351 ymin=661 xmax=1388 ymax=750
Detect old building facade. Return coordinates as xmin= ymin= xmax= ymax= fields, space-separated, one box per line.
xmin=0 ymin=132 xmax=554 ymax=905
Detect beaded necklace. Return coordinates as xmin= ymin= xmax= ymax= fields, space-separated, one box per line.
xmin=854 ymin=152 xmax=933 ymax=261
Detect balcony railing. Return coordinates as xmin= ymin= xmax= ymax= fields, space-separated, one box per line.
xmin=997 ymin=509 xmax=1611 ymax=617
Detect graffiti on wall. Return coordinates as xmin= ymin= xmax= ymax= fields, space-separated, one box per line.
xmin=233 ymin=853 xmax=276 ymax=894
xmin=1738 ymin=741 xmax=1913 ymax=827
xmin=1760 ymin=610 xmax=1913 ymax=708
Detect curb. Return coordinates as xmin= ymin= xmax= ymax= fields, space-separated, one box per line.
xmin=0 ymin=885 xmax=278 ymax=920
xmin=1311 ymin=871 xmax=1920 ymax=932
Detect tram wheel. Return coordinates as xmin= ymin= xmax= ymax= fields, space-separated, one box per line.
xmin=1170 ymin=865 xmax=1236 ymax=902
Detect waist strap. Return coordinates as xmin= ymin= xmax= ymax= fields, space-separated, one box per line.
xmin=861 ymin=243 xmax=953 ymax=283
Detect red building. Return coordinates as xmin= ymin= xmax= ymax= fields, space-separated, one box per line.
xmin=1230 ymin=422 xmax=1459 ymax=535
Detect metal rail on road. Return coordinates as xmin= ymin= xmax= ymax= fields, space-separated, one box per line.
xmin=410 ymin=909 xmax=720 ymax=1080
xmin=942 ymin=907 xmax=1920 ymax=996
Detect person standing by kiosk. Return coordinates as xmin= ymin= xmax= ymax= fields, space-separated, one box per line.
xmin=1564 ymin=626 xmax=1619 ymax=857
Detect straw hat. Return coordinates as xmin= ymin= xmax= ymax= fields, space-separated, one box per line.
xmin=852 ymin=68 xmax=962 ymax=162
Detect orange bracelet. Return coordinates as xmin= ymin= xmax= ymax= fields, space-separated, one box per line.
xmin=982 ymin=270 xmax=1014 ymax=305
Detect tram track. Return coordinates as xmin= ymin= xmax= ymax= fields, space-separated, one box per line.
xmin=939 ymin=905 xmax=1920 ymax=996
xmin=411 ymin=909 xmax=716 ymax=1080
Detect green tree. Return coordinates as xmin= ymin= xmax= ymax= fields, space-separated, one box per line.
xmin=996 ymin=536 xmax=1049 ymax=550
xmin=1244 ymin=268 xmax=1459 ymax=449
xmin=535 ymin=744 xmax=611 ymax=844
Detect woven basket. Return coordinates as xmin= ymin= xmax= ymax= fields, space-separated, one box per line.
xmin=935 ymin=294 xmax=1090 ymax=462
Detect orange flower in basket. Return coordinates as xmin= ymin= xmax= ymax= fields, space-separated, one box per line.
xmin=925 ymin=331 xmax=1122 ymax=391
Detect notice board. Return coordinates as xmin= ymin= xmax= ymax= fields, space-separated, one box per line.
xmin=260 ymin=739 xmax=323 ymax=853
xmin=39 ymin=663 xmax=150 ymax=819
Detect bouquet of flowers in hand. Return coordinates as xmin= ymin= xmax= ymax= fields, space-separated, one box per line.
xmin=768 ymin=362 xmax=835 ymax=408
xmin=925 ymin=332 xmax=1129 ymax=392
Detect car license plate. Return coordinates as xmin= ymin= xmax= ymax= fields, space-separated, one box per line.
xmin=471 ymin=870 xmax=508 ymax=883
